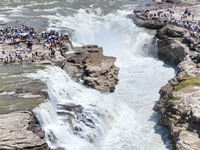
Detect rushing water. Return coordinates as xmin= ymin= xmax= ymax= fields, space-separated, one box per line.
xmin=0 ymin=0 xmax=176 ymax=150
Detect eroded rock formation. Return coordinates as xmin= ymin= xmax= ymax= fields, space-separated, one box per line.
xmin=153 ymin=23 xmax=200 ymax=149
xmin=61 ymin=45 xmax=119 ymax=92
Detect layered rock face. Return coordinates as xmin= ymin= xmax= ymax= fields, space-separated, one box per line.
xmin=156 ymin=25 xmax=189 ymax=65
xmin=0 ymin=111 xmax=49 ymax=150
xmin=61 ymin=45 xmax=119 ymax=92
xmin=152 ymin=25 xmax=200 ymax=149
xmin=153 ymin=73 xmax=200 ymax=150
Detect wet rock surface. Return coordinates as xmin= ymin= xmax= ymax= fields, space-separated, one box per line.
xmin=57 ymin=103 xmax=98 ymax=143
xmin=61 ymin=45 xmax=119 ymax=92
xmin=58 ymin=103 xmax=84 ymax=113
xmin=0 ymin=111 xmax=49 ymax=150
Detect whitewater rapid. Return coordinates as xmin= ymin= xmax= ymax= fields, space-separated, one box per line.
xmin=25 ymin=8 xmax=175 ymax=150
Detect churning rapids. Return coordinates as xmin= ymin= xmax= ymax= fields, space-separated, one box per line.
xmin=0 ymin=0 xmax=176 ymax=150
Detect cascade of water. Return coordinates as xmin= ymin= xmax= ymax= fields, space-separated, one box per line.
xmin=25 ymin=8 xmax=176 ymax=150
xmin=27 ymin=66 xmax=135 ymax=149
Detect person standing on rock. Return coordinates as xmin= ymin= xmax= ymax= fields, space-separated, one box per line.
xmin=27 ymin=41 xmax=33 ymax=52
xmin=192 ymin=13 xmax=195 ymax=20
xmin=35 ymin=51 xmax=38 ymax=57
xmin=50 ymin=48 xmax=56 ymax=58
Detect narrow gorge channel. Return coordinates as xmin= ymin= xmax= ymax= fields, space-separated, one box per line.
xmin=0 ymin=0 xmax=177 ymax=149
xmin=28 ymin=7 xmax=176 ymax=150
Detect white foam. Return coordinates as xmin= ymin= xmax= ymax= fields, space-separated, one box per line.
xmin=28 ymin=66 xmax=124 ymax=149
xmin=28 ymin=6 xmax=175 ymax=150
xmin=26 ymin=1 xmax=59 ymax=7
xmin=0 ymin=91 xmax=15 ymax=95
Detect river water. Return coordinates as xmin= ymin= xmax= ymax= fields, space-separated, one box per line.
xmin=0 ymin=0 xmax=176 ymax=150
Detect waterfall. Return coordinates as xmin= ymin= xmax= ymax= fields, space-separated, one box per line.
xmin=26 ymin=66 xmax=133 ymax=149
xmin=25 ymin=7 xmax=175 ymax=150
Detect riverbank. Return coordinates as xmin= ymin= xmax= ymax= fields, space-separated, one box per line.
xmin=130 ymin=0 xmax=200 ymax=149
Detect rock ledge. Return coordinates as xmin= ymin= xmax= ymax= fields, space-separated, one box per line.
xmin=0 ymin=111 xmax=49 ymax=150
xmin=61 ymin=45 xmax=119 ymax=92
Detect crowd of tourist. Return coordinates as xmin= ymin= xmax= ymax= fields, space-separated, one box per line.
xmin=0 ymin=25 xmax=73 ymax=63
xmin=134 ymin=6 xmax=200 ymax=39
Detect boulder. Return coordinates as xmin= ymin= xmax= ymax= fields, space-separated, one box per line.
xmin=0 ymin=111 xmax=49 ymax=150
xmin=61 ymin=46 xmax=119 ymax=92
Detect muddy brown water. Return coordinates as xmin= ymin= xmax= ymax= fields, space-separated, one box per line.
xmin=0 ymin=64 xmax=47 ymax=113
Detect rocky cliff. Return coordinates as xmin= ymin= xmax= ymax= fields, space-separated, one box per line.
xmin=153 ymin=25 xmax=200 ymax=149
xmin=130 ymin=10 xmax=200 ymax=150
xmin=60 ymin=45 xmax=119 ymax=92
